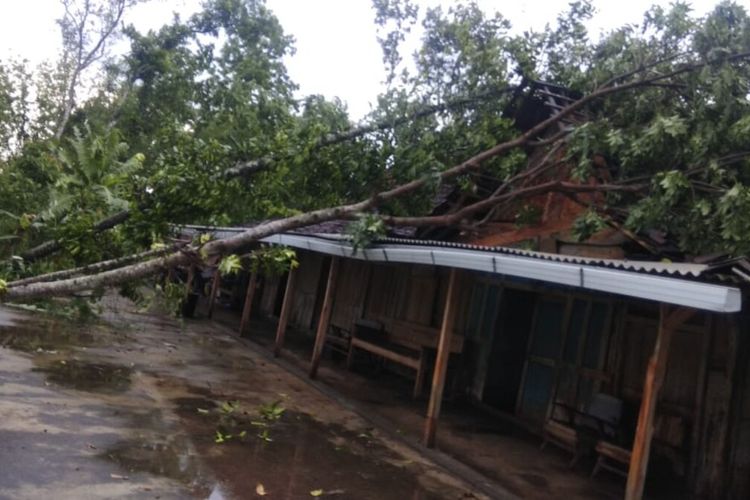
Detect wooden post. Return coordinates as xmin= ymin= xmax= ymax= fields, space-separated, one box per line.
xmin=207 ymin=269 xmax=222 ymax=319
xmin=184 ymin=264 xmax=195 ymax=294
xmin=625 ymin=304 xmax=694 ymax=500
xmin=239 ymin=270 xmax=258 ymax=337
xmin=423 ymin=268 xmax=460 ymax=448
xmin=274 ymin=266 xmax=298 ymax=357
xmin=309 ymin=258 xmax=340 ymax=379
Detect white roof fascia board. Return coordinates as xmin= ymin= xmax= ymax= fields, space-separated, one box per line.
xmin=582 ymin=268 xmax=742 ymax=313
xmin=262 ymin=234 xmax=741 ymax=313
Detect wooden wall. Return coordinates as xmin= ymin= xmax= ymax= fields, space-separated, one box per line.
xmin=465 ymin=281 xmax=745 ymax=498
xmin=259 ymin=273 xmax=282 ymax=318
xmin=362 ymin=263 xmax=410 ymax=327
xmin=330 ymin=259 xmax=371 ymax=332
xmin=613 ymin=305 xmax=750 ymax=498
xmin=280 ymin=256 xmax=457 ymax=336
xmin=355 ymin=263 xmax=455 ymax=331
xmin=262 ymin=250 xmax=749 ymax=498
xmin=615 ymin=305 xmax=715 ymax=479
xmin=287 ymin=251 xmax=325 ymax=332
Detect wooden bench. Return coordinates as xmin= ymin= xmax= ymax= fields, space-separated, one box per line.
xmin=346 ymin=319 xmax=463 ymax=398
xmin=592 ymin=440 xmax=631 ymax=478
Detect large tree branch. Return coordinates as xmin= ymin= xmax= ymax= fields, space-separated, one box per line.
xmin=20 ymin=87 xmax=518 ymax=261
xmin=9 ymin=244 xmax=178 ymax=288
xmin=222 ymin=86 xmax=516 ymax=178
xmin=29 ymin=49 xmax=749 ymax=263
xmin=20 ymin=209 xmax=130 ymax=261
xmin=380 ymin=181 xmax=646 ymax=228
xmin=6 ymin=51 xmax=749 ymax=301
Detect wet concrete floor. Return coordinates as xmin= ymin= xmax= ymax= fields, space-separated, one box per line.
xmin=0 ymin=302 xmax=484 ymax=499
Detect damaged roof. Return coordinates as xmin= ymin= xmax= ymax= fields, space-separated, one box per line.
xmin=177 ymin=224 xmax=749 ymax=285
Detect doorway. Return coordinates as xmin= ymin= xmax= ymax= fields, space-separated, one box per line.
xmin=482 ymin=289 xmax=536 ymax=412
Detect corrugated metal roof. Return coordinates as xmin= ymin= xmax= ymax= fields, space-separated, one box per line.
xmin=376 ymin=237 xmax=710 ymax=277
xmin=176 ymin=225 xmax=747 ymax=283
xmin=261 ymin=233 xmax=742 ymax=312
xmin=295 ymin=234 xmax=711 ymax=278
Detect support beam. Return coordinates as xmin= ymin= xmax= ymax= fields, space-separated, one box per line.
xmin=423 ymin=268 xmax=461 ymax=448
xmin=274 ymin=266 xmax=299 ymax=357
xmin=309 ymin=258 xmax=340 ymax=379
xmin=184 ymin=264 xmax=195 ymax=295
xmin=625 ymin=304 xmax=695 ymax=500
xmin=239 ymin=270 xmax=258 ymax=337
xmin=207 ymin=269 xmax=222 ymax=319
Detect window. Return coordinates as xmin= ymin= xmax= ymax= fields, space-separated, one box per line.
xmin=517 ymin=294 xmax=613 ymax=422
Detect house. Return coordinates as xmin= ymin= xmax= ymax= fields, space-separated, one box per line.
xmin=179 ymin=82 xmax=750 ymax=499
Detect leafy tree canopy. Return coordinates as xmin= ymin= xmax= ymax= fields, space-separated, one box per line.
xmin=0 ymin=0 xmax=749 ymax=294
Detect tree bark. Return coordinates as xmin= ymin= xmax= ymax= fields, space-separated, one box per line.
xmin=5 ymin=52 xmax=748 ymax=302
xmin=5 ymin=252 xmax=187 ymax=301
xmin=9 ymin=246 xmax=174 ymax=288
xmin=20 ymin=210 xmax=131 ymax=262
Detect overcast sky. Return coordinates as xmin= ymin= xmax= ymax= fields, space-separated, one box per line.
xmin=0 ymin=0 xmax=723 ymax=119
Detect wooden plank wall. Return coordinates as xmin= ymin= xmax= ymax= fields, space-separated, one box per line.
xmin=358 ymin=263 xmax=457 ymax=331
xmin=402 ymin=266 xmax=440 ymax=325
xmin=330 ymin=259 xmax=371 ymax=332
xmin=362 ymin=263 xmax=411 ymax=328
xmin=288 ymin=251 xmax=325 ymax=332
xmin=692 ymin=314 xmax=741 ymax=498
xmin=613 ymin=304 xmax=748 ymax=498
xmin=279 ymin=256 xmax=455 ymax=337
xmin=259 ymin=273 xmax=282 ymax=317
xmin=257 ymin=251 xmax=747 ymax=498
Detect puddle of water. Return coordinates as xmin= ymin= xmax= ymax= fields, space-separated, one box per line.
xmin=103 ymin=434 xmax=214 ymax=497
xmin=103 ymin=396 xmax=457 ymax=500
xmin=33 ymin=360 xmax=132 ymax=393
xmin=0 ymin=306 xmax=23 ymax=327
xmin=180 ymin=400 xmax=449 ymax=499
xmin=0 ymin=320 xmax=96 ymax=353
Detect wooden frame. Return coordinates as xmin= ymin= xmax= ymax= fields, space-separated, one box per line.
xmin=515 ymin=294 xmax=616 ymax=422
xmin=239 ymin=270 xmax=258 ymax=337
xmin=207 ymin=269 xmax=221 ymax=319
xmin=467 ymin=282 xmax=504 ymax=400
xmin=515 ymin=295 xmax=568 ymax=419
xmin=423 ymin=268 xmax=461 ymax=448
xmin=309 ymin=257 xmax=340 ymax=379
xmin=625 ymin=304 xmax=695 ymax=500
xmin=273 ymin=266 xmax=298 ymax=357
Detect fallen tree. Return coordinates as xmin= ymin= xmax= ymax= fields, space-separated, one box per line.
xmin=17 ymin=86 xmax=517 ymax=263
xmin=5 ymin=46 xmax=749 ymax=301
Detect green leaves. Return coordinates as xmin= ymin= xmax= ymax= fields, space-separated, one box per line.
xmin=347 ymin=214 xmax=386 ymax=251
xmin=646 ymin=115 xmax=688 ymax=140
xmin=572 ymin=210 xmax=608 ymax=242
xmin=250 ymin=246 xmax=299 ymax=276
xmin=218 ymin=254 xmax=243 ymax=276
xmin=658 ymin=170 xmax=691 ymax=201
xmin=258 ymin=400 xmax=285 ymax=422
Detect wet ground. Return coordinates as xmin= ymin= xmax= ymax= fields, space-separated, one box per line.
xmin=216 ymin=310 xmax=626 ymax=500
xmin=0 ymin=300 xmax=484 ymax=500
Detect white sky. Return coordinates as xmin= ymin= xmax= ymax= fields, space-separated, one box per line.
xmin=0 ymin=0 xmax=725 ymax=119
